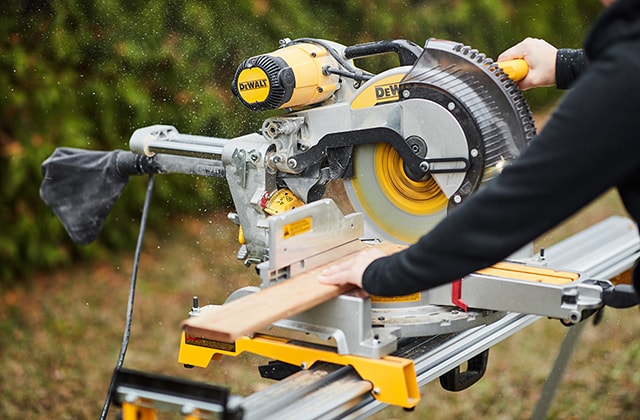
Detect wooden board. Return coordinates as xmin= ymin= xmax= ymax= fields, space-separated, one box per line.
xmin=181 ymin=241 xmax=406 ymax=343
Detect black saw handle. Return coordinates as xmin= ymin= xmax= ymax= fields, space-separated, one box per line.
xmin=344 ymin=40 xmax=423 ymax=66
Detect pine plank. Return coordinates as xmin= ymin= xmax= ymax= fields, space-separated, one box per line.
xmin=181 ymin=241 xmax=406 ymax=343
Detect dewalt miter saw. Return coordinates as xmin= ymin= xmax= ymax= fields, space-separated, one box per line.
xmin=125 ymin=37 xmax=534 ymax=273
xmin=39 ymin=37 xmax=639 ymax=419
xmin=228 ymin=37 xmax=534 ymax=246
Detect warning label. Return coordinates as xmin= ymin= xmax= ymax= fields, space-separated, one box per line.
xmin=282 ymin=217 xmax=312 ymax=239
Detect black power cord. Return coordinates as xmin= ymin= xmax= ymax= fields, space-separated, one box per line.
xmin=99 ymin=173 xmax=155 ymax=420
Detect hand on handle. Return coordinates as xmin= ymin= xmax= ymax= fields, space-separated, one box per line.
xmin=498 ymin=37 xmax=558 ymax=90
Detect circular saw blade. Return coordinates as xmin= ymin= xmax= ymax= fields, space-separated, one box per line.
xmin=340 ymin=39 xmax=535 ymax=244
xmin=347 ymin=143 xmax=448 ymax=243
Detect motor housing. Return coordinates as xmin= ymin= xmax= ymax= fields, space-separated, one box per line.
xmin=232 ymin=42 xmax=340 ymax=111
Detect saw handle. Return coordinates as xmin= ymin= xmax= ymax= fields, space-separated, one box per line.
xmin=497 ymin=59 xmax=529 ymax=82
xmin=344 ymin=40 xmax=423 ymax=66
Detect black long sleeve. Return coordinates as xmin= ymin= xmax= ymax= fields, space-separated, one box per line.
xmin=555 ymin=48 xmax=587 ymax=89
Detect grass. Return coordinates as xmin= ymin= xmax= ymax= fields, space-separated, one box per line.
xmin=2 ymin=190 xmax=640 ymax=419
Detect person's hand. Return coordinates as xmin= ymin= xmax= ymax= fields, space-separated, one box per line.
xmin=498 ymin=37 xmax=558 ymax=90
xmin=318 ymin=247 xmax=387 ymax=290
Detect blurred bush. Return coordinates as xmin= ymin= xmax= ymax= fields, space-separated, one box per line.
xmin=0 ymin=0 xmax=601 ymax=283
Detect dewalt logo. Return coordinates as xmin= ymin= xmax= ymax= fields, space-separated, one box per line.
xmin=350 ymin=73 xmax=404 ymax=110
xmin=375 ymin=83 xmax=400 ymax=101
xmin=237 ymin=67 xmax=270 ymax=103
xmin=239 ymin=79 xmax=268 ymax=91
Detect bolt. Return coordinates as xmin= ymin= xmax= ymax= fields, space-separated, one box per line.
xmin=448 ymin=102 xmax=456 ymax=111
xmin=300 ymin=362 xmax=308 ymax=369
xmin=373 ymin=388 xmax=381 ymax=395
xmin=317 ymin=86 xmax=323 ymax=93
xmin=192 ymin=296 xmax=199 ymax=310
xmin=539 ymin=248 xmax=546 ymax=261
xmin=419 ymin=161 xmax=430 ymax=172
xmin=453 ymin=194 xmax=462 ymax=204
xmin=402 ymin=89 xmax=411 ymax=98
xmin=287 ymin=158 xmax=298 ymax=169
xmin=470 ymin=148 xmax=479 ymax=158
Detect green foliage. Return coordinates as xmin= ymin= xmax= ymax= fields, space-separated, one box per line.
xmin=1 ymin=0 xmax=601 ymax=284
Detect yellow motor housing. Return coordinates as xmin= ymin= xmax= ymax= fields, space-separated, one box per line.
xmin=232 ymin=42 xmax=340 ymax=111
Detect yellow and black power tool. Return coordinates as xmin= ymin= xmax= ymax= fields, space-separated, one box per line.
xmin=226 ymin=37 xmax=533 ymax=245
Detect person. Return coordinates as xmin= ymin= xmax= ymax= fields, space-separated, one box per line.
xmin=319 ymin=0 xmax=640 ymax=298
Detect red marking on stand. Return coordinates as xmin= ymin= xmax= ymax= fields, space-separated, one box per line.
xmin=452 ymin=279 xmax=468 ymax=311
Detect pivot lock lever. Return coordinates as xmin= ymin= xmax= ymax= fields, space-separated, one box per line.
xmin=603 ymin=283 xmax=640 ymax=308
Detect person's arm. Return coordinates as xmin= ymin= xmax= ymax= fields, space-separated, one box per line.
xmin=321 ymin=43 xmax=640 ymax=296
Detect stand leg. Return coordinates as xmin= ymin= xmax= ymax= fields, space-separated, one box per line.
xmin=531 ymin=321 xmax=586 ymax=420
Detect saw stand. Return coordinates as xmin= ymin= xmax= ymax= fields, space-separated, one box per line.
xmin=110 ymin=216 xmax=640 ymax=419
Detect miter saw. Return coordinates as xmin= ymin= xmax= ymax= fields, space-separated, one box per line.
xmin=128 ymin=36 xmax=537 ymax=353
xmin=39 ymin=37 xmax=639 ymax=419
xmin=127 ymin=37 xmax=534 ymax=278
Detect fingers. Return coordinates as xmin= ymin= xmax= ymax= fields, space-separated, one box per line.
xmin=497 ymin=41 xmax=528 ymax=62
xmin=318 ymin=248 xmax=387 ymax=289
xmin=498 ymin=37 xmax=558 ymax=90
xmin=319 ymin=261 xmax=352 ymax=284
